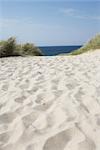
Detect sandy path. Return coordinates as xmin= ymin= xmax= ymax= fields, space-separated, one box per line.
xmin=0 ymin=50 xmax=100 ymax=150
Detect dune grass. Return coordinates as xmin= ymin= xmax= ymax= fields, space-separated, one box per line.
xmin=0 ymin=37 xmax=43 ymax=58
xmin=70 ymin=34 xmax=100 ymax=55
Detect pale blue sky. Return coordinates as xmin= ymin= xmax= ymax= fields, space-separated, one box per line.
xmin=0 ymin=0 xmax=100 ymax=46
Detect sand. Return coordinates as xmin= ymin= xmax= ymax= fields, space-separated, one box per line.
xmin=0 ymin=50 xmax=100 ymax=150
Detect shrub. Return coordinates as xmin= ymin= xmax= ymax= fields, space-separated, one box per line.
xmin=0 ymin=37 xmax=43 ymax=58
xmin=0 ymin=37 xmax=21 ymax=57
xmin=22 ymin=43 xmax=43 ymax=56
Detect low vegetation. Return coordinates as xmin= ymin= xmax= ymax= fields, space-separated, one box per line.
xmin=0 ymin=37 xmax=43 ymax=58
xmin=70 ymin=34 xmax=100 ymax=55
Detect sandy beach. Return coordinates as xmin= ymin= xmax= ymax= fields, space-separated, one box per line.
xmin=0 ymin=50 xmax=100 ymax=150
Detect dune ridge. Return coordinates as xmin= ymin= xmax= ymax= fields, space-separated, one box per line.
xmin=0 ymin=50 xmax=100 ymax=150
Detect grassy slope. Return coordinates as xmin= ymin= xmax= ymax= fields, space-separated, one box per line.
xmin=70 ymin=34 xmax=100 ymax=55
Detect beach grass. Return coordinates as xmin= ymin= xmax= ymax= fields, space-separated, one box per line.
xmin=70 ymin=34 xmax=100 ymax=55
xmin=0 ymin=37 xmax=43 ymax=58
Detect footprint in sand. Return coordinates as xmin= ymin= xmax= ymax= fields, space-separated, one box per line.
xmin=1 ymin=83 xmax=9 ymax=91
xmin=0 ymin=103 xmax=6 ymax=110
xmin=35 ymin=93 xmax=44 ymax=104
xmin=53 ymin=90 xmax=63 ymax=99
xmin=34 ymin=101 xmax=53 ymax=112
xmin=43 ymin=129 xmax=71 ymax=150
xmin=74 ymin=87 xmax=85 ymax=101
xmin=43 ymin=126 xmax=85 ymax=150
xmin=78 ymin=137 xmax=96 ymax=150
xmin=27 ymin=86 xmax=39 ymax=95
xmin=0 ymin=112 xmax=16 ymax=124
xmin=26 ymin=144 xmax=35 ymax=150
xmin=22 ymin=112 xmax=38 ymax=128
xmin=15 ymin=95 xmax=27 ymax=104
xmin=66 ymin=82 xmax=78 ymax=90
xmin=0 ymin=131 xmax=11 ymax=144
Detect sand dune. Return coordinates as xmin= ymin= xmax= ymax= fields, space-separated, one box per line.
xmin=0 ymin=50 xmax=100 ymax=150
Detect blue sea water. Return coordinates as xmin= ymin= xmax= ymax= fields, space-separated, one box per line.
xmin=39 ymin=46 xmax=82 ymax=56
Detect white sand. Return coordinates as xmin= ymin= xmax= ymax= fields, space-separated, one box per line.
xmin=0 ymin=50 xmax=100 ymax=150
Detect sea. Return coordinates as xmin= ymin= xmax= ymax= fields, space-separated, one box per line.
xmin=39 ymin=46 xmax=82 ymax=56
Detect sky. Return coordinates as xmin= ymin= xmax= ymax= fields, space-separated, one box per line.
xmin=0 ymin=0 xmax=100 ymax=46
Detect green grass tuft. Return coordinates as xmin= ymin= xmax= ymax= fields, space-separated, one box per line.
xmin=70 ymin=34 xmax=100 ymax=55
xmin=0 ymin=37 xmax=43 ymax=58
